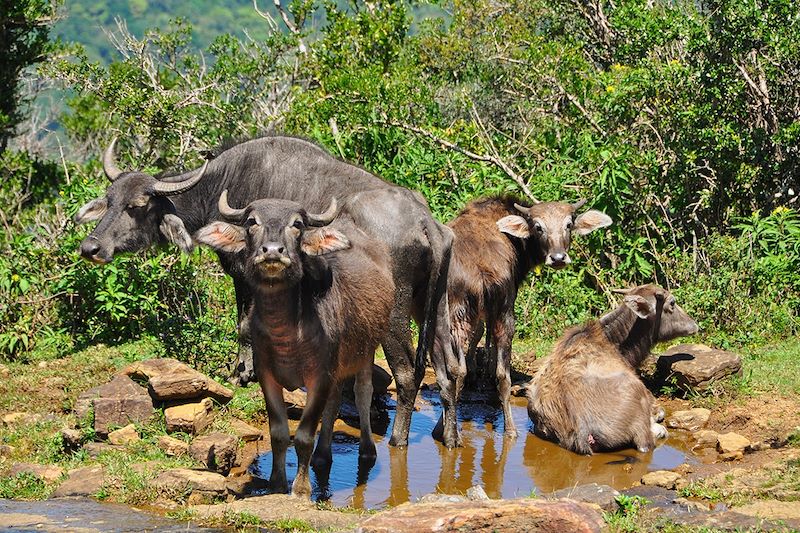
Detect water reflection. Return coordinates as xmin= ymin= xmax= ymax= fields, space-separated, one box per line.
xmin=251 ymin=389 xmax=692 ymax=509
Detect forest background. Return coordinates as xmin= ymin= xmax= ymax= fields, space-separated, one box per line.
xmin=1 ymin=0 xmax=799 ymax=384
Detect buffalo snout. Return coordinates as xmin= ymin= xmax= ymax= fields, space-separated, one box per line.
xmin=546 ymin=252 xmax=571 ymax=269
xmin=79 ymin=237 xmax=110 ymax=264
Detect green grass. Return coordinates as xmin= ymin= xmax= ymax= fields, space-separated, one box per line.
xmin=741 ymin=339 xmax=800 ymax=396
xmin=0 ymin=472 xmax=53 ymax=500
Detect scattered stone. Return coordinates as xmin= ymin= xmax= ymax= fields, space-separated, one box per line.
xmin=107 ymin=424 xmax=140 ymax=446
xmin=692 ymin=429 xmax=719 ymax=448
xmin=60 ymin=428 xmax=83 ymax=451
xmin=550 ymin=483 xmax=620 ymax=512
xmin=123 ymin=358 xmax=233 ymax=403
xmin=666 ymin=408 xmax=711 ymax=431
xmin=50 ymin=466 xmax=106 ymax=498
xmin=641 ymin=470 xmax=685 ymax=490
xmin=153 ymin=468 xmax=226 ymax=497
xmin=672 ymin=497 xmax=710 ymax=513
xmin=655 ymin=344 xmax=742 ymax=391
xmin=717 ymin=432 xmax=751 ymax=454
xmin=164 ymin=398 xmax=214 ymax=435
xmin=9 ymin=463 xmax=64 ymax=483
xmin=225 ymin=473 xmax=270 ymax=498
xmin=83 ymin=442 xmax=122 ymax=458
xmin=189 ymin=432 xmax=238 ymax=475
xmin=74 ymin=375 xmax=154 ymax=437
xmin=418 ymin=493 xmax=468 ymax=504
xmin=283 ymin=389 xmax=307 ymax=409
xmin=228 ymin=418 xmax=262 ymax=442
xmin=0 ymin=444 xmax=15 ymax=457
xmin=358 ymin=498 xmax=605 ymax=532
xmin=466 ymin=485 xmax=490 ymax=501
xmin=157 ymin=435 xmax=189 ymax=456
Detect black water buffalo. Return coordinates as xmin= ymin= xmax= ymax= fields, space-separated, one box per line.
xmin=195 ymin=193 xmax=395 ymax=497
xmin=75 ymin=136 xmax=462 ymax=447
xmin=445 ymin=196 xmax=612 ymax=439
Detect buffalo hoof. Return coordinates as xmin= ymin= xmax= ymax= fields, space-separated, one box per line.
xmin=358 ymin=441 xmax=377 ymax=462
xmin=291 ymin=479 xmax=312 ymax=499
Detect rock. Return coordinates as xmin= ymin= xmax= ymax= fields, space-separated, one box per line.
xmin=655 ymin=344 xmax=742 ymax=391
xmin=0 ymin=444 xmax=15 ymax=457
xmin=83 ymin=442 xmax=122 ymax=458
xmin=0 ymin=363 xmax=8 ymax=377
xmin=719 ymin=451 xmax=744 ymax=461
xmin=50 ymin=466 xmax=105 ymax=498
xmin=358 ymin=498 xmax=605 ymax=532
xmin=74 ymin=375 xmax=154 ymax=437
xmin=283 ymin=388 xmax=307 ymax=409
xmin=672 ymin=510 xmax=796 ymax=531
xmin=225 ymin=473 xmax=270 ymax=498
xmin=9 ymin=463 xmax=64 ymax=483
xmin=641 ymin=470 xmax=685 ymax=490
xmin=164 ymin=398 xmax=214 ymax=434
xmin=692 ymin=429 xmax=719 ymax=448
xmin=107 ymin=424 xmax=140 ymax=446
xmin=672 ymin=497 xmax=710 ymax=512
xmin=550 ymin=483 xmax=620 ymax=512
xmin=2 ymin=412 xmax=39 ymax=425
xmin=123 ymin=358 xmax=233 ymax=403
xmin=157 ymin=435 xmax=189 ymax=456
xmin=666 ymin=408 xmax=711 ymax=431
xmin=717 ymin=432 xmax=750 ymax=454
xmin=466 ymin=485 xmax=490 ymax=501
xmin=228 ymin=418 xmax=262 ymax=442
xmin=60 ymin=428 xmax=83 ymax=451
xmin=188 ymin=432 xmax=238 ymax=475
xmin=419 ymin=494 xmax=469 ymax=504
xmin=735 ymin=501 xmax=800 ymax=522
xmin=153 ymin=468 xmax=226 ymax=497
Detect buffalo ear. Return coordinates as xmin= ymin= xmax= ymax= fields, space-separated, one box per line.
xmin=194 ymin=221 xmax=246 ymax=253
xmin=301 ymin=227 xmax=351 ymax=256
xmin=624 ymin=294 xmax=654 ymax=319
xmin=160 ymin=214 xmax=193 ymax=253
xmin=74 ymin=197 xmax=108 ymax=224
xmin=574 ymin=210 xmax=612 ymax=236
xmin=496 ymin=215 xmax=530 ymax=239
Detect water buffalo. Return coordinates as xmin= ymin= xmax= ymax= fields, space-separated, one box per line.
xmin=445 ymin=196 xmax=612 ymax=438
xmin=195 ymin=193 xmax=394 ymax=497
xmin=75 ymin=136 xmax=461 ymax=448
xmin=525 ymin=284 xmax=699 ymax=454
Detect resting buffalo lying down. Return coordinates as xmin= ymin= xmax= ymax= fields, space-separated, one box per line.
xmin=525 ymin=284 xmax=698 ymax=454
xmin=195 ymin=193 xmax=394 ymax=497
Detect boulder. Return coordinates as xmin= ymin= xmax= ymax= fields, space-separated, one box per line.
xmin=717 ymin=432 xmax=750 ymax=454
xmin=666 ymin=408 xmax=711 ymax=431
xmin=655 ymin=344 xmax=742 ymax=391
xmin=358 ymin=498 xmax=605 ymax=532
xmin=693 ymin=429 xmax=719 ymax=448
xmin=228 ymin=418 xmax=262 ymax=442
xmin=107 ymin=424 xmax=140 ymax=446
xmin=157 ymin=435 xmax=189 ymax=456
xmin=641 ymin=470 xmax=685 ymax=490
xmin=164 ymin=398 xmax=214 ymax=434
xmin=50 ymin=466 xmax=105 ymax=498
xmin=123 ymin=358 xmax=233 ymax=403
xmin=153 ymin=468 xmax=226 ymax=497
xmin=188 ymin=432 xmax=238 ymax=475
xmin=550 ymin=483 xmax=620 ymax=512
xmin=74 ymin=375 xmax=153 ymax=437
xmin=9 ymin=463 xmax=63 ymax=483
xmin=60 ymin=428 xmax=83 ymax=451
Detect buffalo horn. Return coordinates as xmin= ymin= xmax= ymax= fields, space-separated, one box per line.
xmin=152 ymin=160 xmax=209 ymax=196
xmin=218 ymin=189 xmax=247 ymax=220
xmin=571 ymin=198 xmax=588 ymax=211
xmin=611 ymin=287 xmax=634 ymax=295
xmin=102 ymin=138 xmax=123 ymax=182
xmin=307 ymin=198 xmax=339 ymax=227
xmin=514 ymin=203 xmax=531 ymax=215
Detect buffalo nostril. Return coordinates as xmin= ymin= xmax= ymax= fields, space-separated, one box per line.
xmin=261 ymin=245 xmax=268 ymax=254
xmin=551 ymin=253 xmax=565 ymax=262
xmin=277 ymin=246 xmax=285 ymax=254
xmin=80 ymin=241 xmax=100 ymax=258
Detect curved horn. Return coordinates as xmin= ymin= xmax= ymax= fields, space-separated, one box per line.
xmin=102 ymin=138 xmax=123 ymax=182
xmin=611 ymin=287 xmax=634 ymax=295
xmin=571 ymin=198 xmax=588 ymax=211
xmin=307 ymin=198 xmax=339 ymax=226
xmin=514 ymin=203 xmax=531 ymax=215
xmin=152 ymin=160 xmax=209 ymax=196
xmin=218 ymin=189 xmax=247 ymax=220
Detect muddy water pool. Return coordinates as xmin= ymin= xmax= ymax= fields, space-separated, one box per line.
xmin=250 ymin=388 xmax=694 ymax=509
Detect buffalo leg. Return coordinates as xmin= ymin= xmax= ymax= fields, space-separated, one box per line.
xmin=292 ymin=379 xmax=333 ymax=498
xmin=355 ymin=363 xmax=377 ymax=461
xmin=492 ymin=307 xmax=517 ymax=438
xmin=312 ymin=382 xmax=343 ymax=470
xmin=384 ymin=292 xmax=417 ymax=447
xmin=431 ymin=295 xmax=466 ymax=448
xmin=259 ymin=372 xmax=290 ymax=493
xmin=217 ymin=253 xmax=256 ymax=387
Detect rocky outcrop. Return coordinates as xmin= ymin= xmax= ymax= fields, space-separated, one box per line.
xmin=654 ymin=344 xmax=742 ymax=391
xmin=74 ymin=375 xmax=154 ymax=437
xmin=123 ymin=358 xmax=233 ymax=404
xmin=356 ymin=498 xmax=605 ymax=532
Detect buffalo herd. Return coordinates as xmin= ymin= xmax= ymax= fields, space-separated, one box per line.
xmin=75 ymin=135 xmax=698 ymax=497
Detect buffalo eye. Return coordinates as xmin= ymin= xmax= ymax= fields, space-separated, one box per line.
xmin=292 ymin=219 xmax=304 ymax=229
xmin=566 ymin=221 xmax=573 ymax=230
xmin=534 ymin=222 xmax=543 ymax=234
xmin=244 ymin=217 xmax=258 ymax=228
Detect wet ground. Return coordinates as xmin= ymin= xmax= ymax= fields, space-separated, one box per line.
xmin=250 ymin=388 xmax=695 ymax=509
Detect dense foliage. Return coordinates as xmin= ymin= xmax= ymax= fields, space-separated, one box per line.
xmin=1 ymin=0 xmax=799 ymax=374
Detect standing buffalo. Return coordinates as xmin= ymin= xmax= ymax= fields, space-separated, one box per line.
xmin=195 ymin=193 xmax=394 ymax=497
xmin=75 ymin=136 xmax=461 ymax=448
xmin=526 ymin=284 xmax=698 ymax=454
xmin=445 ymin=196 xmax=612 ymax=438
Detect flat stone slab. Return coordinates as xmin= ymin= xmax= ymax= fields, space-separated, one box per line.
xmin=9 ymin=463 xmax=64 ymax=483
xmin=549 ymin=483 xmax=620 ymax=512
xmin=123 ymin=358 xmax=233 ymax=403
xmin=357 ymin=498 xmax=605 ymax=532
xmin=228 ymin=418 xmax=262 ymax=442
xmin=51 ymin=466 xmax=106 ymax=498
xmin=655 ymin=344 xmax=742 ymax=391
xmin=153 ymin=468 xmax=226 ymax=496
xmin=74 ymin=375 xmax=154 ymax=437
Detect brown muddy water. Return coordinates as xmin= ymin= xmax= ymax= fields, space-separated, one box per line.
xmin=250 ymin=388 xmax=695 ymax=510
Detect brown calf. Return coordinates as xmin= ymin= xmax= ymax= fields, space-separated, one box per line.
xmin=525 ymin=284 xmax=698 ymax=454
xmin=445 ymin=196 xmax=612 ymax=439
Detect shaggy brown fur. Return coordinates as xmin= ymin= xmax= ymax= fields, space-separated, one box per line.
xmin=445 ymin=196 xmax=611 ymax=438
xmin=526 ymin=284 xmax=698 ymax=454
